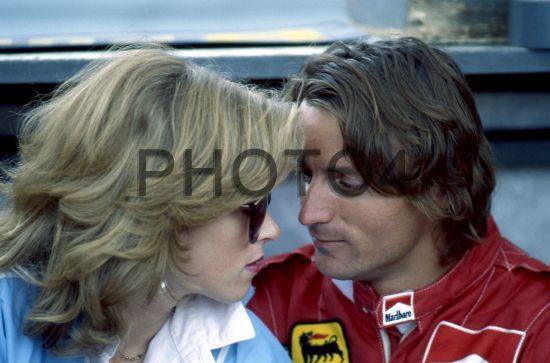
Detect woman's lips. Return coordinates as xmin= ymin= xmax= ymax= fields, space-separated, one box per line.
xmin=245 ymin=256 xmax=264 ymax=274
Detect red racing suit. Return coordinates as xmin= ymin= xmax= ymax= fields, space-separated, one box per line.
xmin=248 ymin=219 xmax=550 ymax=362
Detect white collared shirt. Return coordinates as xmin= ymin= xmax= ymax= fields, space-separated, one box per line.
xmin=89 ymin=295 xmax=256 ymax=363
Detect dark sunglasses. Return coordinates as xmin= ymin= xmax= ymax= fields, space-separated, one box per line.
xmin=241 ymin=193 xmax=271 ymax=244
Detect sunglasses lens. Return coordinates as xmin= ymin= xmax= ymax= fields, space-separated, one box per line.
xmin=247 ymin=194 xmax=271 ymax=244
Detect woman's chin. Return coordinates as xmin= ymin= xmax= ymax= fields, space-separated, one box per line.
xmin=206 ymin=284 xmax=250 ymax=304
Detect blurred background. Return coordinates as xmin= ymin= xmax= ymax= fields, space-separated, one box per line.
xmin=1 ymin=0 xmax=549 ymax=261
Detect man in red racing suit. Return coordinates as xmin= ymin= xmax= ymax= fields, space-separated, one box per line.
xmin=249 ymin=218 xmax=549 ymax=362
xmin=248 ymin=37 xmax=550 ymax=362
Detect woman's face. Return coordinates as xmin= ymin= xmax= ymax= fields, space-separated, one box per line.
xmin=166 ymin=206 xmax=280 ymax=303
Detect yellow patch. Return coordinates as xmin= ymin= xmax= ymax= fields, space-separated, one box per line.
xmin=290 ymin=321 xmax=350 ymax=363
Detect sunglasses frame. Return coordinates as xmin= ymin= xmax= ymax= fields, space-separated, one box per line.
xmin=241 ymin=193 xmax=272 ymax=244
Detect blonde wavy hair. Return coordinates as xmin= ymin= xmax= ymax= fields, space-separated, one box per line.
xmin=0 ymin=45 xmax=301 ymax=355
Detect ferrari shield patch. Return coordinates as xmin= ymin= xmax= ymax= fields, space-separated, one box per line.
xmin=290 ymin=321 xmax=350 ymax=363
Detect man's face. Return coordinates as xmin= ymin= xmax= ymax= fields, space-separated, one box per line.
xmin=298 ymin=102 xmax=438 ymax=283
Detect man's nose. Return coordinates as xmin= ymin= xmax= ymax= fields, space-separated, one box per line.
xmin=299 ymin=181 xmax=334 ymax=226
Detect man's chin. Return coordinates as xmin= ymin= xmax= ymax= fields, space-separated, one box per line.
xmin=314 ymin=251 xmax=358 ymax=280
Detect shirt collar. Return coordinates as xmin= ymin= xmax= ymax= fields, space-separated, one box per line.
xmin=144 ymin=295 xmax=255 ymax=363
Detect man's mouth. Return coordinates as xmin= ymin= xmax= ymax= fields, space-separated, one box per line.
xmin=311 ymin=236 xmax=346 ymax=256
xmin=313 ymin=237 xmax=346 ymax=243
xmin=310 ymin=231 xmax=346 ymax=244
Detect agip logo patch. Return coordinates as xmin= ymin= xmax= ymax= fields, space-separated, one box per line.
xmin=382 ymin=291 xmax=415 ymax=326
xmin=290 ymin=321 xmax=350 ymax=363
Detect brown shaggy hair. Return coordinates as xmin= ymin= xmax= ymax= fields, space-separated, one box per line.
xmin=286 ymin=37 xmax=495 ymax=264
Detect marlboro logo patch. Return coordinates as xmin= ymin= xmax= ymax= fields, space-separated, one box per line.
xmin=422 ymin=321 xmax=526 ymax=363
xmin=290 ymin=321 xmax=350 ymax=363
xmin=382 ymin=291 xmax=415 ymax=326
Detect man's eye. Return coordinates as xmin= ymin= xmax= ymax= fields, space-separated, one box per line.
xmin=335 ymin=174 xmax=365 ymax=191
xmin=337 ymin=179 xmax=354 ymax=189
xmin=336 ymin=179 xmax=357 ymax=190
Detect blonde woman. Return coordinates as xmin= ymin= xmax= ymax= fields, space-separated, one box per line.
xmin=0 ymin=47 xmax=300 ymax=362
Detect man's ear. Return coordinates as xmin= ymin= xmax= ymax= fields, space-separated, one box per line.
xmin=411 ymin=182 xmax=447 ymax=221
xmin=432 ymin=183 xmax=450 ymax=212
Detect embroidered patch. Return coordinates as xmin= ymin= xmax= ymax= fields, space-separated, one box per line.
xmin=422 ymin=321 xmax=526 ymax=363
xmin=290 ymin=321 xmax=350 ymax=363
xmin=382 ymin=291 xmax=415 ymax=326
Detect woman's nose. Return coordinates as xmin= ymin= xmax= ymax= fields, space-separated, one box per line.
xmin=257 ymin=212 xmax=281 ymax=243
